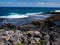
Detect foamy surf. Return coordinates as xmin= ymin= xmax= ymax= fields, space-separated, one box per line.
xmin=55 ymin=10 xmax=60 ymax=12
xmin=0 ymin=12 xmax=52 ymax=26
xmin=25 ymin=12 xmax=43 ymax=15
xmin=0 ymin=14 xmax=29 ymax=19
xmin=0 ymin=12 xmax=52 ymax=19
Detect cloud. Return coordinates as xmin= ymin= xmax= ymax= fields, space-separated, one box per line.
xmin=36 ymin=2 xmax=60 ymax=7
xmin=0 ymin=2 xmax=60 ymax=7
xmin=37 ymin=2 xmax=58 ymax=5
xmin=37 ymin=2 xmax=45 ymax=5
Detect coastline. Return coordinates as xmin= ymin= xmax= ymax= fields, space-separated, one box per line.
xmin=0 ymin=12 xmax=60 ymax=45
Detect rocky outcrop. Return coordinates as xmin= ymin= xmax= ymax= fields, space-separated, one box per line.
xmin=48 ymin=15 xmax=60 ymax=22
xmin=0 ymin=12 xmax=60 ymax=45
xmin=47 ymin=12 xmax=60 ymax=26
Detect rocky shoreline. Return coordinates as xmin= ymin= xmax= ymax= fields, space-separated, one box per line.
xmin=0 ymin=12 xmax=60 ymax=45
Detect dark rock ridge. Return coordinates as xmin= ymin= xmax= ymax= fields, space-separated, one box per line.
xmin=50 ymin=12 xmax=60 ymax=15
xmin=47 ymin=12 xmax=60 ymax=26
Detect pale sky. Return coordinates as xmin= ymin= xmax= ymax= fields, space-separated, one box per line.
xmin=0 ymin=0 xmax=60 ymax=7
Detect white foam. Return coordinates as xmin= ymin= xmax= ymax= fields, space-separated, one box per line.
xmin=25 ymin=12 xmax=43 ymax=15
xmin=0 ymin=14 xmax=28 ymax=18
xmin=0 ymin=12 xmax=51 ymax=19
xmin=55 ymin=10 xmax=60 ymax=12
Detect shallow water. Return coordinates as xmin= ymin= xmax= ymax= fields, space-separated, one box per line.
xmin=0 ymin=14 xmax=52 ymax=26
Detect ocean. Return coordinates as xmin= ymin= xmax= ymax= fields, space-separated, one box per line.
xmin=0 ymin=7 xmax=60 ymax=26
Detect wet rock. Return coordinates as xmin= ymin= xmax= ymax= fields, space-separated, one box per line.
xmin=48 ymin=15 xmax=60 ymax=22
xmin=0 ymin=18 xmax=5 ymax=21
xmin=1 ymin=23 xmax=17 ymax=29
xmin=32 ymin=20 xmax=45 ymax=26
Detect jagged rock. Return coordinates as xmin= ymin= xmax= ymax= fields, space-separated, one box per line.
xmin=1 ymin=23 xmax=17 ymax=29
xmin=47 ymin=14 xmax=60 ymax=26
xmin=48 ymin=15 xmax=60 ymax=22
xmin=32 ymin=20 xmax=45 ymax=25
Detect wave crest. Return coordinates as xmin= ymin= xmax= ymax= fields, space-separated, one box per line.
xmin=0 ymin=12 xmax=51 ymax=19
xmin=0 ymin=14 xmax=28 ymax=19
xmin=55 ymin=10 xmax=60 ymax=12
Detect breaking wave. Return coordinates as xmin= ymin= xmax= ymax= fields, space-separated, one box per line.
xmin=54 ymin=10 xmax=60 ymax=12
xmin=0 ymin=12 xmax=51 ymax=19
xmin=51 ymin=10 xmax=60 ymax=12
xmin=0 ymin=14 xmax=28 ymax=18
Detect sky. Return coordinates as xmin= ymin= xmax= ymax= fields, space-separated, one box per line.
xmin=0 ymin=0 xmax=60 ymax=7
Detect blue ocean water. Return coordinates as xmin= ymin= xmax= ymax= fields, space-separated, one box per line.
xmin=0 ymin=7 xmax=60 ymax=25
xmin=0 ymin=7 xmax=60 ymax=16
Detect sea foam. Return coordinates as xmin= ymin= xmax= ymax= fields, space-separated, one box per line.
xmin=55 ymin=10 xmax=60 ymax=12
xmin=0 ymin=12 xmax=51 ymax=19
